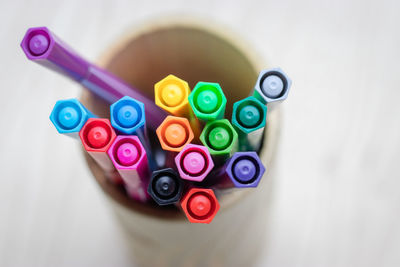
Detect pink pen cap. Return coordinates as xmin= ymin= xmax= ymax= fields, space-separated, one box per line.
xmin=175 ymin=144 xmax=214 ymax=182
xmin=107 ymin=136 xmax=151 ymax=202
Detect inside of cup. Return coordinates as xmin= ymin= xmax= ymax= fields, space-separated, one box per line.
xmin=85 ymin=25 xmax=258 ymax=118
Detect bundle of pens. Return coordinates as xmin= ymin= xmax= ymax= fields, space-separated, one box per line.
xmin=21 ymin=26 xmax=291 ymax=224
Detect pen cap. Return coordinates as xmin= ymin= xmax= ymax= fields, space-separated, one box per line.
xmin=155 ymin=75 xmax=191 ymax=116
xmin=200 ymin=119 xmax=238 ymax=159
xmin=156 ymin=116 xmax=194 ymax=152
xmin=108 ymin=136 xmax=148 ymax=170
xmin=232 ymin=96 xmax=267 ymax=134
xmin=148 ymin=168 xmax=184 ymax=206
xmin=80 ymin=18 xmax=281 ymax=267
xmin=253 ymin=68 xmax=292 ymax=104
xmin=110 ymin=96 xmax=145 ymax=134
xmin=188 ymin=82 xmax=227 ymax=121
xmin=226 ymin=152 xmax=266 ymax=188
xmin=21 ymin=27 xmax=90 ymax=80
xmin=175 ymin=144 xmax=214 ymax=182
xmin=49 ymin=98 xmax=95 ymax=137
xmin=180 ymin=188 xmax=220 ymax=224
xmin=79 ymin=118 xmax=116 ymax=152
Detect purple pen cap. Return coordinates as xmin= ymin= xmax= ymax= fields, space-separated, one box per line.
xmin=226 ymin=152 xmax=265 ymax=188
xmin=21 ymin=27 xmax=53 ymax=59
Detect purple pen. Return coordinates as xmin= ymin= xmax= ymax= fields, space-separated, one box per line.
xmin=204 ymin=152 xmax=265 ymax=188
xmin=20 ymin=26 xmax=166 ymax=130
xmin=107 ymin=135 xmax=151 ymax=202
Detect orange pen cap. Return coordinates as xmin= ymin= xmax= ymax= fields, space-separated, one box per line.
xmin=156 ymin=116 xmax=194 ymax=152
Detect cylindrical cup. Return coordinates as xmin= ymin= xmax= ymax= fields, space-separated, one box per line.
xmin=81 ymin=17 xmax=281 ymax=267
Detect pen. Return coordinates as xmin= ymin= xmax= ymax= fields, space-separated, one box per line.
xmin=188 ymin=82 xmax=227 ymax=122
xmin=175 ymin=144 xmax=214 ymax=182
xmin=156 ymin=116 xmax=194 ymax=167
xmin=204 ymin=152 xmax=265 ymax=188
xmin=108 ymin=136 xmax=150 ymax=202
xmin=253 ymin=68 xmax=292 ymax=104
xmin=180 ymin=188 xmax=220 ymax=224
xmin=199 ymin=119 xmax=238 ymax=165
xmin=156 ymin=116 xmax=194 ymax=152
xmin=49 ymin=98 xmax=95 ymax=138
xmin=79 ymin=118 xmax=121 ymax=183
xmin=156 ymin=116 xmax=194 ymax=151
xmin=155 ymin=75 xmax=201 ymax=138
xmin=110 ymin=96 xmax=157 ymax=170
xmin=231 ymin=96 xmax=267 ymax=151
xmin=21 ymin=26 xmax=167 ymax=130
xmin=148 ymin=168 xmax=184 ymax=206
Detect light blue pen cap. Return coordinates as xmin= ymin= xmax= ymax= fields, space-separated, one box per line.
xmin=49 ymin=98 xmax=95 ymax=136
xmin=110 ymin=96 xmax=145 ymax=134
xmin=253 ymin=68 xmax=292 ymax=104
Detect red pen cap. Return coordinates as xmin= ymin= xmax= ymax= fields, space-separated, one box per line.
xmin=79 ymin=118 xmax=116 ymax=152
xmin=180 ymin=188 xmax=220 ymax=224
xmin=79 ymin=118 xmax=117 ymax=175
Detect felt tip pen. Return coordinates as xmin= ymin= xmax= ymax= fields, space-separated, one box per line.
xmin=21 ymin=26 xmax=167 ymax=130
xmin=49 ymin=98 xmax=95 ymax=138
xmin=155 ymin=75 xmax=201 ymax=138
xmin=253 ymin=68 xmax=292 ymax=104
xmin=110 ymin=96 xmax=158 ymax=170
xmin=107 ymin=136 xmax=151 ymax=202
xmin=79 ymin=118 xmax=119 ymax=182
xmin=156 ymin=116 xmax=194 ymax=152
xmin=199 ymin=119 xmax=238 ymax=165
xmin=180 ymin=188 xmax=220 ymax=224
xmin=156 ymin=115 xmax=194 ymax=168
xmin=148 ymin=168 xmax=184 ymax=206
xmin=231 ymin=96 xmax=267 ymax=151
xmin=188 ymin=82 xmax=227 ymax=122
xmin=175 ymin=144 xmax=214 ymax=182
xmin=204 ymin=152 xmax=266 ymax=188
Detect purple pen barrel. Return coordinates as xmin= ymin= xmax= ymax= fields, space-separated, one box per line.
xmin=21 ymin=27 xmax=166 ymax=130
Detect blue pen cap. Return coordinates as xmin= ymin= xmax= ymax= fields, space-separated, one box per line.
xmin=253 ymin=68 xmax=292 ymax=104
xmin=110 ymin=96 xmax=145 ymax=134
xmin=49 ymin=98 xmax=95 ymax=136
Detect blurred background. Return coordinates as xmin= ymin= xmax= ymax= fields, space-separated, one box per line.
xmin=1 ymin=0 xmax=399 ymax=266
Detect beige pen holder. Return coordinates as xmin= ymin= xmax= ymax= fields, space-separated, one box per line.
xmin=81 ymin=17 xmax=281 ymax=267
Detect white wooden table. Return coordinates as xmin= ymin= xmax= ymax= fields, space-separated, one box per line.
xmin=1 ymin=0 xmax=399 ymax=266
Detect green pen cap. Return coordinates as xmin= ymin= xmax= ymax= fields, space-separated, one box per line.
xmin=200 ymin=119 xmax=238 ymax=157
xmin=188 ymin=82 xmax=227 ymax=121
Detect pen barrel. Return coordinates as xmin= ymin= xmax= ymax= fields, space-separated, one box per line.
xmin=21 ymin=27 xmax=166 ymax=131
xmin=237 ymin=127 xmax=265 ymax=151
xmin=28 ymin=28 xmax=91 ymax=81
xmin=175 ymin=106 xmax=201 ymax=141
xmin=87 ymin=151 xmax=115 ymax=172
xmin=83 ymin=66 xmax=166 ymax=127
xmin=165 ymin=151 xmax=178 ymax=169
xmin=81 ymin=18 xmax=280 ymax=267
xmin=136 ymin=126 xmax=158 ymax=170
xmin=187 ymin=110 xmax=201 ymax=142
xmin=118 ymin=167 xmax=151 ymax=202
